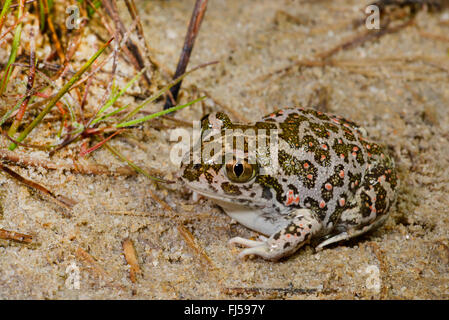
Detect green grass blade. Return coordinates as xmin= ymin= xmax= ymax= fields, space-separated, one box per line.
xmin=8 ymin=38 xmax=113 ymax=150
xmin=91 ymin=67 xmax=146 ymax=126
xmin=116 ymin=96 xmax=205 ymax=128
xmin=0 ymin=82 xmax=50 ymax=126
xmin=103 ymin=141 xmax=167 ymax=183
xmin=0 ymin=95 xmax=26 ymax=126
xmin=93 ymin=103 xmax=130 ymax=124
xmin=0 ymin=0 xmax=23 ymax=95
xmin=119 ymin=62 xmax=215 ymax=123
xmin=38 ymin=0 xmax=45 ymax=30
xmin=0 ymin=0 xmax=13 ymax=34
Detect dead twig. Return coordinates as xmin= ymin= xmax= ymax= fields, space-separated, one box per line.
xmin=79 ymin=129 xmax=125 ymax=157
xmin=0 ymin=228 xmax=32 ymax=243
xmin=101 ymin=0 xmax=153 ymax=86
xmin=177 ymin=224 xmax=215 ymax=269
xmin=0 ymin=148 xmax=148 ymax=176
xmin=75 ymin=247 xmax=126 ymax=290
xmin=0 ymin=162 xmax=76 ymax=212
xmin=42 ymin=0 xmax=64 ymax=62
xmin=122 ymin=238 xmax=141 ymax=283
xmin=75 ymin=247 xmax=108 ymax=278
xmin=319 ymin=18 xmax=416 ymax=60
xmin=164 ymin=0 xmax=208 ymax=110
xmin=124 ymin=0 xmax=159 ymax=72
xmin=8 ymin=24 xmax=36 ymax=138
xmin=146 ymin=186 xmax=176 ymax=213
xmin=2 ymin=128 xmax=51 ymax=150
xmin=221 ymin=286 xmax=319 ymax=298
xmin=0 ymin=12 xmax=29 ymax=46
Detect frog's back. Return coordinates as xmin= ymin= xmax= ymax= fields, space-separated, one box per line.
xmin=258 ymin=107 xmax=398 ymax=232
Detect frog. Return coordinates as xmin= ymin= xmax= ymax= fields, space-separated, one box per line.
xmin=180 ymin=107 xmax=398 ymax=261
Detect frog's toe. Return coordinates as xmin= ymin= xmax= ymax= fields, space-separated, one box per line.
xmin=229 ymin=237 xmax=282 ymax=260
xmin=228 ymin=240 xmax=285 ymax=260
xmin=316 ymin=232 xmax=349 ymax=251
xmin=237 ymin=244 xmax=274 ymax=260
xmin=228 ymin=236 xmax=264 ymax=248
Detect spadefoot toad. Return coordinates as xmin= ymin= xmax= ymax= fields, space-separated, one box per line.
xmin=180 ymin=108 xmax=398 ymax=261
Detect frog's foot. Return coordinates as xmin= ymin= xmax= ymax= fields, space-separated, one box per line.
xmin=229 ymin=209 xmax=322 ymax=261
xmin=229 ymin=239 xmax=275 ymax=260
xmin=315 ymin=227 xmax=369 ymax=251
xmin=316 ymin=214 xmax=389 ymax=251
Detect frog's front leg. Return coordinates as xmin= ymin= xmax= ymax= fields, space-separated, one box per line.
xmin=229 ymin=209 xmax=322 ymax=261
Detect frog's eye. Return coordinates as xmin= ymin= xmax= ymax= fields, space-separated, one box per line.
xmin=225 ymin=160 xmax=258 ymax=183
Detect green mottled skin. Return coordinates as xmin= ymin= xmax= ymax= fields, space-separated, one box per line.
xmin=180 ymin=108 xmax=398 ymax=260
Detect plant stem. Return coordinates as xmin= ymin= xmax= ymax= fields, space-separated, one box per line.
xmin=0 ymin=0 xmax=24 ymax=95
xmin=8 ymin=38 xmax=113 ymax=150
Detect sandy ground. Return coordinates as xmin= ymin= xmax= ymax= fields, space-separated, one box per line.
xmin=0 ymin=0 xmax=449 ymax=299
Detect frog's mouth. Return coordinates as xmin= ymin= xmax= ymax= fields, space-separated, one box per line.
xmin=183 ymin=182 xmax=256 ymax=206
xmin=185 ymin=185 xmax=235 ymax=202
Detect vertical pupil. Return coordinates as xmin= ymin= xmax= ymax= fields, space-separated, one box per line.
xmin=234 ymin=163 xmax=244 ymax=177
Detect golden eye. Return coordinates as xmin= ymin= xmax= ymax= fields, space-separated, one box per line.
xmin=225 ymin=160 xmax=257 ymax=183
